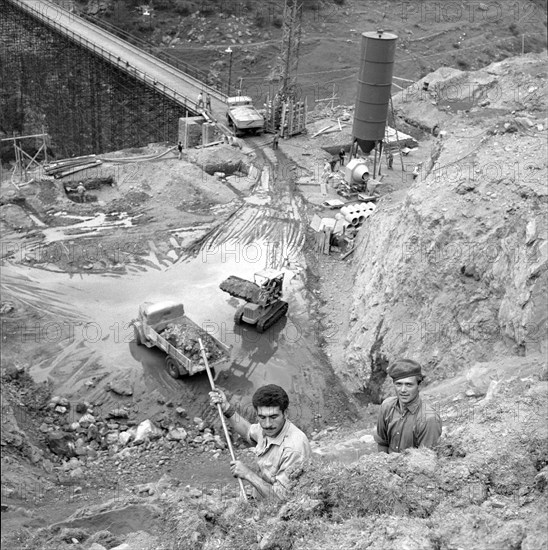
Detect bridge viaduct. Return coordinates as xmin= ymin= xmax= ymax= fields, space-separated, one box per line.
xmin=1 ymin=0 xmax=228 ymax=156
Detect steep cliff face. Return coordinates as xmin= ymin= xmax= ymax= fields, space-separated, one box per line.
xmin=343 ymin=54 xmax=547 ymax=400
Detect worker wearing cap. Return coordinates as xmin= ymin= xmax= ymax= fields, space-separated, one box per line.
xmin=76 ymin=182 xmax=86 ymax=203
xmin=375 ymin=359 xmax=442 ymax=453
xmin=210 ymin=384 xmax=311 ymax=500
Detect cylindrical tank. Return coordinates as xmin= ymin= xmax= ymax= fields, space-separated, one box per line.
xmin=352 ymin=30 xmax=398 ymax=142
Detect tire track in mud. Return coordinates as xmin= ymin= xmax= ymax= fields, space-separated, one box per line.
xmin=200 ymin=141 xmax=307 ymax=268
xmin=202 ymin=203 xmax=305 ymax=269
xmin=1 ymin=268 xmax=103 ymax=388
xmin=1 ymin=272 xmax=86 ymax=321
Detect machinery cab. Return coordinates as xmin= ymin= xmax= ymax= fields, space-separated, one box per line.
xmin=220 ymin=269 xmax=288 ymax=332
xmin=254 ymin=269 xmax=284 ymax=306
xmin=227 ymin=96 xmax=253 ymax=108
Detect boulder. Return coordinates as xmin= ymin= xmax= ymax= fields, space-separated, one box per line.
xmin=108 ymin=375 xmax=133 ymax=396
xmin=75 ymin=402 xmax=88 ymax=414
xmin=105 ymin=433 xmax=119 ymax=446
xmin=25 ymin=444 xmax=43 ymax=464
xmin=108 ymin=408 xmax=129 ymax=419
xmin=79 ymin=413 xmax=95 ymax=428
xmin=69 ymin=467 xmax=84 ymax=480
xmin=118 ymin=432 xmax=132 ymax=447
xmin=66 ymin=457 xmax=81 ymax=470
xmin=46 ymin=432 xmax=76 ymax=458
xmin=58 ymin=397 xmax=70 ymax=408
xmin=166 ymin=428 xmax=187 ymax=441
xmin=133 ymin=420 xmax=163 ymax=444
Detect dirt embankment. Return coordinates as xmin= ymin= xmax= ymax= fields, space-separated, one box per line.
xmin=335 ymin=53 xmax=548 ymax=400
xmin=4 ymin=364 xmax=546 ymax=550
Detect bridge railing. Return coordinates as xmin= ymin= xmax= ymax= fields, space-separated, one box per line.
xmin=80 ymin=13 xmax=224 ymax=95
xmin=6 ymin=0 xmax=226 ymax=112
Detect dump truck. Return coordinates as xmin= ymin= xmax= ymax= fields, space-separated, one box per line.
xmin=219 ymin=269 xmax=288 ymax=332
xmin=133 ymin=301 xmax=231 ymax=378
xmin=226 ymin=96 xmax=265 ymax=136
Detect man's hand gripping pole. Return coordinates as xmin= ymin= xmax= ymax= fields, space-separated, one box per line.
xmin=198 ymin=338 xmax=247 ymax=501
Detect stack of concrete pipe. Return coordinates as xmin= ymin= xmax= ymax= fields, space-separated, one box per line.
xmin=337 ymin=202 xmax=377 ymax=228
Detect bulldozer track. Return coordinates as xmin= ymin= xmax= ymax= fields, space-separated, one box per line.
xmin=256 ymin=301 xmax=289 ymax=333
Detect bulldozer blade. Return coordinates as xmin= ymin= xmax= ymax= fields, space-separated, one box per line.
xmin=219 ymin=276 xmax=261 ymax=303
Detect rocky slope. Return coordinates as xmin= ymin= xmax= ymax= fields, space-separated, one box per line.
xmin=342 ymin=53 xmax=547 ymax=399
xmin=5 ymin=368 xmax=546 ymax=550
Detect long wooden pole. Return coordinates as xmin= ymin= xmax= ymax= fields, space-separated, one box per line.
xmin=389 ymin=95 xmax=406 ymax=173
xmin=198 ymin=339 xmax=247 ymax=501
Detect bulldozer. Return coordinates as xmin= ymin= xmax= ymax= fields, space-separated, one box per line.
xmin=219 ymin=269 xmax=288 ymax=333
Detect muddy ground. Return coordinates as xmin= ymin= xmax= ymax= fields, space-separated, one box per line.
xmin=0 ymin=120 xmax=366 ymax=541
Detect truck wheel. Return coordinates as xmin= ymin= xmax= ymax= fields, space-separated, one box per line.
xmin=133 ymin=325 xmax=143 ymax=345
xmin=234 ymin=306 xmax=245 ymax=325
xmin=165 ymin=356 xmax=180 ymax=379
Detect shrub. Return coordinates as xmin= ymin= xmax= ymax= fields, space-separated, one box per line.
xmin=254 ymin=11 xmax=268 ymax=27
xmin=174 ymin=1 xmax=195 ymax=16
xmin=272 ymin=15 xmax=283 ymax=28
xmin=154 ymin=0 xmax=175 ymax=10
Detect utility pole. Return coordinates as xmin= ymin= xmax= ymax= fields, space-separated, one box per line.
xmin=225 ymin=47 xmax=233 ymax=96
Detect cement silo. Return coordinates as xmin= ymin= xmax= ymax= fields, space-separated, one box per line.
xmin=352 ymin=30 xmax=398 ymax=158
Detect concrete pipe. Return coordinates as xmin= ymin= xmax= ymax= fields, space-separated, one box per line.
xmin=358 ymin=213 xmax=365 ymax=223
xmin=344 ymin=213 xmax=360 ymax=226
xmin=341 ymin=205 xmax=356 ymax=217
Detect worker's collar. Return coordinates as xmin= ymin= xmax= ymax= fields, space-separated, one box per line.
xmin=262 ymin=418 xmax=291 ymax=445
xmin=397 ymin=394 xmax=421 ymax=414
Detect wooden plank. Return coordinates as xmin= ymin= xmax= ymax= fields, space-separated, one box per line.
xmin=311 ymin=125 xmax=332 ymax=138
xmin=322 ymin=228 xmax=332 ymax=255
xmin=342 ymin=247 xmax=355 ymax=260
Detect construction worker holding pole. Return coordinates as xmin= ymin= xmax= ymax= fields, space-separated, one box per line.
xmin=209 ymin=382 xmax=311 ymax=501
xmin=199 ymin=339 xmax=247 ymax=501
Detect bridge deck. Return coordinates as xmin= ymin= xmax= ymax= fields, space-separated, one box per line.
xmin=8 ymin=0 xmax=229 ymax=124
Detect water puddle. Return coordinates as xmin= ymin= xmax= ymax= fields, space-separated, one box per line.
xmin=2 ymin=235 xmax=329 ymax=429
xmin=42 ymin=212 xmax=139 ymax=243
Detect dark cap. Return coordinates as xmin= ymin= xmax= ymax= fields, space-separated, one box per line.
xmin=388 ymin=359 xmax=423 ymax=382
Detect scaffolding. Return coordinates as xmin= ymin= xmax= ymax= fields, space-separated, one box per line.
xmin=264 ymin=0 xmax=307 ymax=137
xmin=0 ymin=3 xmax=194 ymax=157
xmin=1 ymin=132 xmax=49 ymax=180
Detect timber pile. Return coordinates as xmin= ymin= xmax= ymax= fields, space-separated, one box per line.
xmin=219 ymin=276 xmax=261 ymax=304
xmin=44 ymin=155 xmax=103 ymax=178
xmin=160 ymin=321 xmax=223 ymax=363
